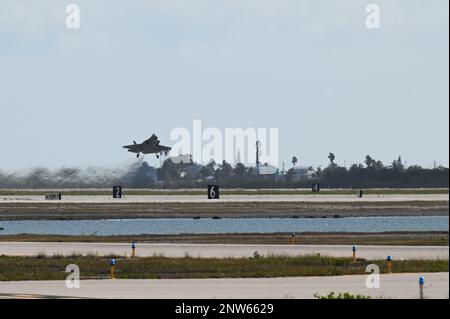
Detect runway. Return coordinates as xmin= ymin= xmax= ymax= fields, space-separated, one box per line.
xmin=0 ymin=242 xmax=448 ymax=259
xmin=1 ymin=193 xmax=448 ymax=203
xmin=0 ymin=273 xmax=447 ymax=299
xmin=1 ymin=194 xmax=447 ymax=220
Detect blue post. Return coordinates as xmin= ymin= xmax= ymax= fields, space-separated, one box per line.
xmin=352 ymin=246 xmax=357 ymax=262
xmin=419 ymin=277 xmax=425 ymax=299
xmin=131 ymin=242 xmax=136 ymax=258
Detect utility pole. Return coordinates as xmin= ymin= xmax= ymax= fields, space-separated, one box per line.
xmin=256 ymin=140 xmax=261 ymax=174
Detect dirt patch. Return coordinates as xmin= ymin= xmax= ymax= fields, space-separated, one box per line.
xmin=0 ymin=200 xmax=447 ymax=220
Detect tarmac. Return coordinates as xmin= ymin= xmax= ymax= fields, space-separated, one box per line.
xmin=0 ymin=242 xmax=448 ymax=259
xmin=0 ymin=273 xmax=448 ymax=299
xmin=1 ymin=193 xmax=448 ymax=203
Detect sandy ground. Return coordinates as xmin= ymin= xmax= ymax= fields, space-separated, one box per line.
xmin=1 ymin=194 xmax=448 ymax=203
xmin=0 ymin=242 xmax=448 ymax=259
xmin=0 ymin=273 xmax=447 ymax=299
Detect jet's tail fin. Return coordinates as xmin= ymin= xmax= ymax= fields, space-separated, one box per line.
xmin=133 ymin=141 xmax=137 ymax=145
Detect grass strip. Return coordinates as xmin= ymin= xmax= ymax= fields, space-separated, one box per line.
xmin=0 ymin=254 xmax=447 ymax=281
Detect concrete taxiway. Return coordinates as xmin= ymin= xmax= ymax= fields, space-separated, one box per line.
xmin=1 ymin=193 xmax=448 ymax=203
xmin=0 ymin=273 xmax=447 ymax=299
xmin=0 ymin=242 xmax=448 ymax=260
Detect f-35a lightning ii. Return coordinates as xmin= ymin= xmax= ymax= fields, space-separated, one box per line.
xmin=123 ymin=134 xmax=172 ymax=159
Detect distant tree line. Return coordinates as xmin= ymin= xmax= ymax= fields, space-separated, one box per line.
xmin=154 ymin=154 xmax=448 ymax=189
xmin=0 ymin=154 xmax=448 ymax=189
xmin=315 ymin=154 xmax=449 ymax=189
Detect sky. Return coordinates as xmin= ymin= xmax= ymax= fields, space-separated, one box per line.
xmin=0 ymin=0 xmax=448 ymax=171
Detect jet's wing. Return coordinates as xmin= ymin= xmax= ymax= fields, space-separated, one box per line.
xmin=123 ymin=141 xmax=138 ymax=149
xmin=123 ymin=142 xmax=142 ymax=153
xmin=159 ymin=144 xmax=171 ymax=150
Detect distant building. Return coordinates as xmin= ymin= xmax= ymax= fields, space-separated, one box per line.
xmin=290 ymin=166 xmax=316 ymax=180
xmin=257 ymin=164 xmax=278 ymax=175
xmin=169 ymin=154 xmax=193 ymax=164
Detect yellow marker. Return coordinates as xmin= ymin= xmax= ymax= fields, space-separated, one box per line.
xmin=387 ymin=255 xmax=393 ymax=273
xmin=290 ymin=233 xmax=296 ymax=245
xmin=110 ymin=259 xmax=116 ymax=280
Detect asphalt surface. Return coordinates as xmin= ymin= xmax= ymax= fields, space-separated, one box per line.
xmin=1 ymin=194 xmax=448 ymax=203
xmin=0 ymin=273 xmax=447 ymax=299
xmin=0 ymin=242 xmax=448 ymax=259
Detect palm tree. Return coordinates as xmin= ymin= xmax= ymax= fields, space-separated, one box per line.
xmin=328 ymin=153 xmax=336 ymax=167
xmin=292 ymin=156 xmax=298 ymax=168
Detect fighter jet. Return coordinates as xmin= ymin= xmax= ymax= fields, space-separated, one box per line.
xmin=123 ymin=134 xmax=172 ymax=159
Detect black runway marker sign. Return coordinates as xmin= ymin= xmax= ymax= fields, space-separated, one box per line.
xmin=208 ymin=185 xmax=220 ymax=199
xmin=113 ymin=186 xmax=123 ymax=199
xmin=312 ymin=183 xmax=320 ymax=193
xmin=45 ymin=192 xmax=62 ymax=200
